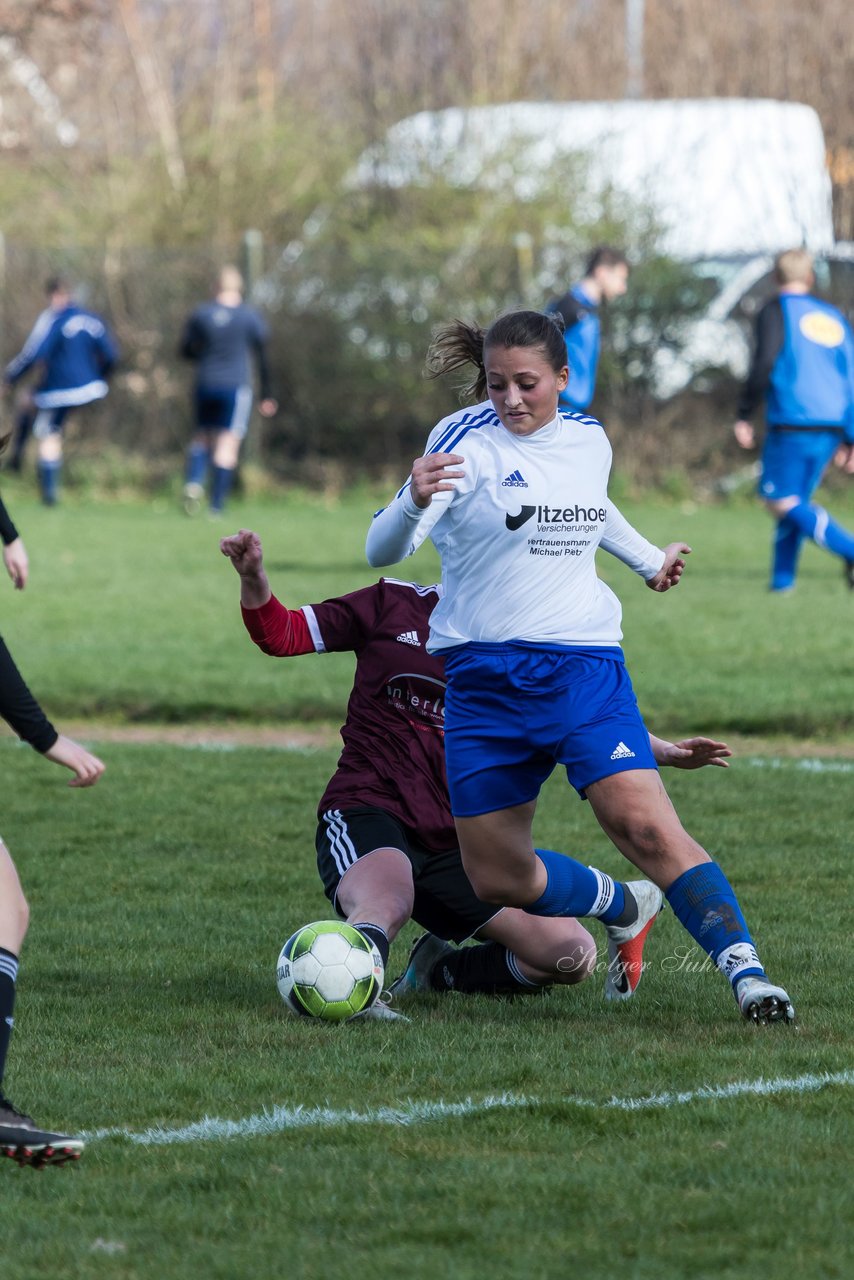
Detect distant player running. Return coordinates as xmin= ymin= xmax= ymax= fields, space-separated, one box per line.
xmin=0 ymin=482 xmax=104 ymax=1167
xmin=180 ymin=266 xmax=277 ymax=516
xmin=221 ymin=527 xmax=731 ymax=1011
xmin=367 ymin=308 xmax=794 ymax=1025
xmin=734 ymin=248 xmax=854 ymax=591
xmin=3 ymin=277 xmax=119 ymax=506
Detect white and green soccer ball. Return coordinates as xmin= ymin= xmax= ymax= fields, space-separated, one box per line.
xmin=276 ymin=920 xmax=384 ymax=1022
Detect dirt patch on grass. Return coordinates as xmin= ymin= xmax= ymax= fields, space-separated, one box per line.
xmin=5 ymin=723 xmax=851 ymax=758
xmin=34 ymin=722 xmax=341 ymax=750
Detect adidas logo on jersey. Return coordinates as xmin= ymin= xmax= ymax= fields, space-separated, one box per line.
xmin=501 ymin=469 xmax=528 ymax=487
xmin=396 ymin=631 xmax=421 ymax=646
xmin=610 ymin=741 xmax=636 ymax=760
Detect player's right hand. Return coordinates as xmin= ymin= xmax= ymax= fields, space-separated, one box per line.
xmin=410 ymin=452 xmax=465 ymax=509
xmin=220 ymin=529 xmax=264 ymax=576
xmin=733 ymin=420 xmax=755 ymax=450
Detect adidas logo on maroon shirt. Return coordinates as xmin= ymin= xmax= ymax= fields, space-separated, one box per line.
xmin=396 ymin=631 xmax=421 ymax=646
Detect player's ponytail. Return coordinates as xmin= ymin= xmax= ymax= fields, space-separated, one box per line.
xmin=427 ymin=310 xmax=567 ymax=402
xmin=426 ymin=320 xmax=488 ymax=401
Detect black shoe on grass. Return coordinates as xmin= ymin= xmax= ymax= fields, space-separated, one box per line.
xmin=0 ymin=1093 xmax=84 ymax=1168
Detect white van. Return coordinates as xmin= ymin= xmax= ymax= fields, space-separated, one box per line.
xmin=353 ymin=99 xmax=840 ymax=395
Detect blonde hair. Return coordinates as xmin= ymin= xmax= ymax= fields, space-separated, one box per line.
xmin=774 ymin=249 xmax=814 ymax=287
xmin=218 ymin=265 xmax=244 ymax=295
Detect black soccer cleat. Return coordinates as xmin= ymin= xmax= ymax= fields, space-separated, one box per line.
xmin=0 ymin=1093 xmax=84 ymax=1168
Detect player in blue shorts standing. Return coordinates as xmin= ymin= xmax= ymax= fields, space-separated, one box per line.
xmin=367 ymin=309 xmax=794 ymax=1025
xmin=180 ymin=266 xmax=278 ymax=517
xmin=3 ymin=277 xmax=118 ymax=506
xmin=733 ymin=248 xmax=854 ymax=591
xmin=546 ymin=246 xmax=629 ymax=412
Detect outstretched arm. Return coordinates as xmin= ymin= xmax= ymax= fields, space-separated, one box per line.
xmin=220 ymin=528 xmax=314 ymax=656
xmin=220 ymin=528 xmax=271 ymax=608
xmin=600 ymin=501 xmax=665 ymax=579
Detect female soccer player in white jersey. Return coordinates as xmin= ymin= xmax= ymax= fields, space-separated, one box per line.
xmin=366 ymin=310 xmax=794 ymax=1025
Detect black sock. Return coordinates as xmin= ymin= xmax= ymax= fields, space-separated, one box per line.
xmin=0 ymin=947 xmax=19 ymax=1092
xmin=351 ymin=923 xmax=390 ymax=970
xmin=607 ymin=883 xmax=640 ymax=929
xmin=430 ymin=942 xmax=545 ymax=996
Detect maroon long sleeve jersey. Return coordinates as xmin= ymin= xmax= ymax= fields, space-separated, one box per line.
xmin=241 ymin=578 xmax=456 ymax=852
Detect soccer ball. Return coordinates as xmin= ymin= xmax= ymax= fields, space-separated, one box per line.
xmin=276 ymin=920 xmax=384 ymax=1022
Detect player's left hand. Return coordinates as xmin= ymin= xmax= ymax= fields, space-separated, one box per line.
xmin=259 ymin=399 xmax=278 ymax=418
xmin=3 ymin=537 xmax=28 ymax=590
xmin=646 ymin=543 xmax=691 ymax=592
xmin=44 ymin=735 xmax=106 ymax=786
xmin=660 ymin=737 xmax=732 ymax=769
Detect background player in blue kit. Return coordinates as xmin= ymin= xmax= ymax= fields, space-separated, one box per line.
xmin=733 ymin=248 xmax=854 ymax=591
xmin=3 ymin=278 xmax=118 ymax=506
xmin=546 ymin=246 xmax=629 ymax=412
xmin=367 ymin=308 xmax=794 ymax=1025
xmin=180 ymin=266 xmax=278 ymax=517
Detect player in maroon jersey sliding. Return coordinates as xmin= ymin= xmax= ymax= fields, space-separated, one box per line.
xmin=221 ymin=528 xmax=731 ymax=1016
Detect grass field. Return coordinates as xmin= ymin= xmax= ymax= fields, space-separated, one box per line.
xmin=1 ymin=481 xmax=853 ymax=1279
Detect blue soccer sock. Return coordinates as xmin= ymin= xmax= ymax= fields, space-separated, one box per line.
xmin=37 ymin=458 xmax=61 ymax=506
xmin=782 ymin=502 xmax=854 ymax=564
xmin=210 ymin=465 xmax=234 ymax=513
xmin=524 ymin=848 xmax=629 ymax=925
xmin=665 ymin=863 xmax=765 ymax=989
xmin=185 ymin=442 xmax=209 ymax=488
xmin=770 ymin=518 xmax=805 ymax=591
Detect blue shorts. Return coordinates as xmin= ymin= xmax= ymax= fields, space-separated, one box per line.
xmin=194 ymin=385 xmax=253 ymax=438
xmin=759 ymin=429 xmax=842 ymax=502
xmin=442 ymin=643 xmax=657 ymax=816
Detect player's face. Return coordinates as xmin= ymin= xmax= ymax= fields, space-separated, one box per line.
xmin=598 ymin=263 xmax=629 ymax=301
xmin=485 ymin=345 xmax=568 ymax=436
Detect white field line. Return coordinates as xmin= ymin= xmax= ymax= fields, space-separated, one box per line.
xmin=86 ymin=1070 xmax=853 ymax=1147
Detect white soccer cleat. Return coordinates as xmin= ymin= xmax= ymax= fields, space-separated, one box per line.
xmin=182 ymin=482 xmax=204 ymax=516
xmin=388 ymin=934 xmax=456 ymax=999
xmin=735 ymin=976 xmax=795 ymax=1024
xmin=603 ymin=880 xmax=664 ymax=1001
xmin=352 ymin=998 xmax=410 ymax=1022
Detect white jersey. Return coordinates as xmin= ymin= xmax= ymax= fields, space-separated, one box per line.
xmin=366 ymin=402 xmax=665 ymax=652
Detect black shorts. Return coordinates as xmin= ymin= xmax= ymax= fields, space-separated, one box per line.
xmin=315 ymin=806 xmax=501 ymax=943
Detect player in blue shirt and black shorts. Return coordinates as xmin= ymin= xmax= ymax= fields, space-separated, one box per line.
xmin=180 ymin=266 xmax=278 ymax=516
